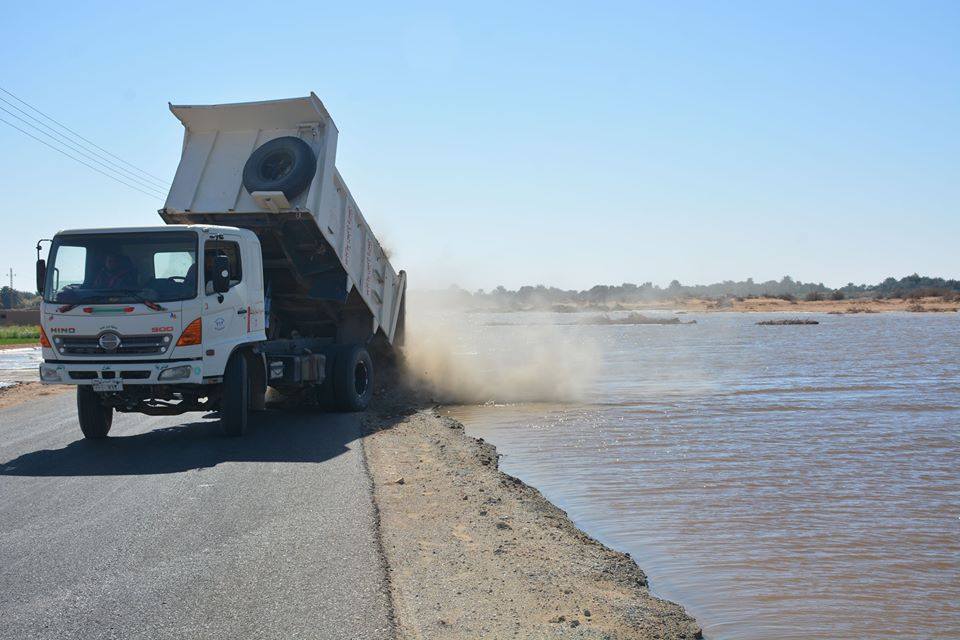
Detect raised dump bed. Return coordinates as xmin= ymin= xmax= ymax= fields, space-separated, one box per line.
xmin=160 ymin=93 xmax=405 ymax=350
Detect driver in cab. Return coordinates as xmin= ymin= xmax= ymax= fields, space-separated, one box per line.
xmin=184 ymin=250 xmax=229 ymax=296
xmin=91 ymin=253 xmax=137 ymax=290
xmin=195 ymin=249 xmax=230 ymax=295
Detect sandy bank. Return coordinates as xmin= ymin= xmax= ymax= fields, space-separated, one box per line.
xmin=678 ymin=295 xmax=959 ymax=313
xmin=0 ymin=342 xmax=37 ymax=350
xmin=462 ymin=295 xmax=959 ymax=314
xmin=0 ymin=381 xmax=69 ymax=410
xmin=363 ymin=400 xmax=701 ymax=639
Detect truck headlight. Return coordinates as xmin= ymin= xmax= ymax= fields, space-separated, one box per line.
xmin=40 ymin=365 xmax=62 ymax=382
xmin=158 ymin=365 xmax=192 ymax=381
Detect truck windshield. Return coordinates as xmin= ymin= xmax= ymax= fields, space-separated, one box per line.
xmin=45 ymin=231 xmax=198 ymax=305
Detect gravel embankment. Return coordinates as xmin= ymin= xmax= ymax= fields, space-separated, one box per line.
xmin=0 ymin=381 xmax=68 ymax=410
xmin=363 ymin=396 xmax=701 ymax=639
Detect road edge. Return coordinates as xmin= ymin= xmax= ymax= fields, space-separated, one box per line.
xmin=358 ymin=420 xmax=401 ymax=639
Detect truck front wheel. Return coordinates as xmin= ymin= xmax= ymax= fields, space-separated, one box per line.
xmin=221 ymin=352 xmax=249 ymax=436
xmin=77 ymin=387 xmax=113 ymax=439
xmin=333 ymin=345 xmax=374 ymax=412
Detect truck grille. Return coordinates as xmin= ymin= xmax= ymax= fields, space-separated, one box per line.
xmin=57 ymin=334 xmax=173 ymax=356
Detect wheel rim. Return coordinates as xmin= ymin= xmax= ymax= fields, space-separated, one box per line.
xmin=259 ymin=150 xmax=295 ymax=181
xmin=354 ymin=361 xmax=369 ymax=396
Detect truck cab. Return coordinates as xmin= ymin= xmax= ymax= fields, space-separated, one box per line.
xmin=39 ymin=225 xmax=263 ymax=386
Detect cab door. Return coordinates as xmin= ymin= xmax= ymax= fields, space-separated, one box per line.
xmin=202 ymin=235 xmax=248 ymax=360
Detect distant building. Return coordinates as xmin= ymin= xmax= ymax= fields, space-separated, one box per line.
xmin=0 ymin=309 xmax=40 ymax=326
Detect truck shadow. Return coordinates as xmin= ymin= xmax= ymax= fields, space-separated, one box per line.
xmin=0 ymin=410 xmax=359 ymax=476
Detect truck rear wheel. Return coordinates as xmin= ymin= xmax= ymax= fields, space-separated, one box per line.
xmin=77 ymin=386 xmax=113 ymax=439
xmin=221 ymin=352 xmax=249 ymax=436
xmin=333 ymin=345 xmax=373 ymax=412
xmin=247 ymin=352 xmax=267 ymax=412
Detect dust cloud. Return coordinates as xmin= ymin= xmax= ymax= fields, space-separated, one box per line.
xmin=399 ymin=302 xmax=598 ymax=405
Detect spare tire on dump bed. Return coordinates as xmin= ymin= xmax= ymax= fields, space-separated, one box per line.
xmin=242 ymin=136 xmax=316 ymax=199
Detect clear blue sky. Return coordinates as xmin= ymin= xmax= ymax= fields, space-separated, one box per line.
xmin=2 ymin=1 xmax=957 ymax=292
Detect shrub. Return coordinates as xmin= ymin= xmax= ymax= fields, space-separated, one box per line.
xmin=805 ymin=291 xmax=824 ymax=302
xmin=0 ymin=325 xmax=39 ymax=339
xmin=830 ymin=290 xmax=846 ymax=300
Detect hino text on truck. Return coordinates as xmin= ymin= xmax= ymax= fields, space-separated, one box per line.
xmin=35 ymin=93 xmax=407 ymax=438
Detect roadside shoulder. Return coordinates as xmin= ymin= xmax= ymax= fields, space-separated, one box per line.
xmin=0 ymin=381 xmax=69 ymax=411
xmin=363 ymin=405 xmax=701 ymax=639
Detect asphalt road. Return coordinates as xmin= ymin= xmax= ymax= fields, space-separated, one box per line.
xmin=0 ymin=392 xmax=393 ymax=640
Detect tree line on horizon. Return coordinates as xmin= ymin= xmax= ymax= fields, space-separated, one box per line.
xmin=1 ymin=287 xmax=41 ymax=310
xmin=417 ymin=274 xmax=960 ymax=309
xmin=3 ymin=274 xmax=959 ymax=310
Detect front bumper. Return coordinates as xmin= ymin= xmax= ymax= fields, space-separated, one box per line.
xmin=39 ymin=359 xmax=204 ymax=386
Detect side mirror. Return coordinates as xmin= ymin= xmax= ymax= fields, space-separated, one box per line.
xmin=212 ymin=255 xmax=231 ymax=294
xmin=36 ymin=259 xmax=46 ymax=295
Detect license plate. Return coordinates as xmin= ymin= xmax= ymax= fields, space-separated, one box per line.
xmin=93 ymin=380 xmax=123 ymax=392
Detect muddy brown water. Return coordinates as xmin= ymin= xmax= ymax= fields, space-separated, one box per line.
xmin=441 ymin=311 xmax=959 ymax=640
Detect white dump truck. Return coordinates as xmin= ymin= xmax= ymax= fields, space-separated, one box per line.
xmin=35 ymin=93 xmax=406 ymax=438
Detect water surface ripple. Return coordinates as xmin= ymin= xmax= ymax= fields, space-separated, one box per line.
xmin=445 ymin=312 xmax=959 ymax=640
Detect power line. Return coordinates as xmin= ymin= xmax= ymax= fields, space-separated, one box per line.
xmin=0 ymin=102 xmax=167 ymax=196
xmin=0 ymin=115 xmax=164 ymax=201
xmin=0 ymin=86 xmax=171 ymax=187
xmin=0 ymin=94 xmax=170 ymax=191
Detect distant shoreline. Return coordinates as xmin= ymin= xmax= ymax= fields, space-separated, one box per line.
xmin=0 ymin=342 xmax=36 ymax=350
xmin=642 ymin=296 xmax=958 ymax=314
xmin=450 ymin=295 xmax=959 ymax=315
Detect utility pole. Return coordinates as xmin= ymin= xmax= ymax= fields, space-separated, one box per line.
xmin=5 ymin=268 xmax=13 ymax=309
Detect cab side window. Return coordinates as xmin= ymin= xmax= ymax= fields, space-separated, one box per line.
xmin=205 ymin=240 xmax=242 ymax=292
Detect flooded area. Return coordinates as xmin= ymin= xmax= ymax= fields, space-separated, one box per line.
xmin=440 ymin=311 xmax=959 ymax=639
xmin=0 ymin=346 xmax=41 ymax=387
